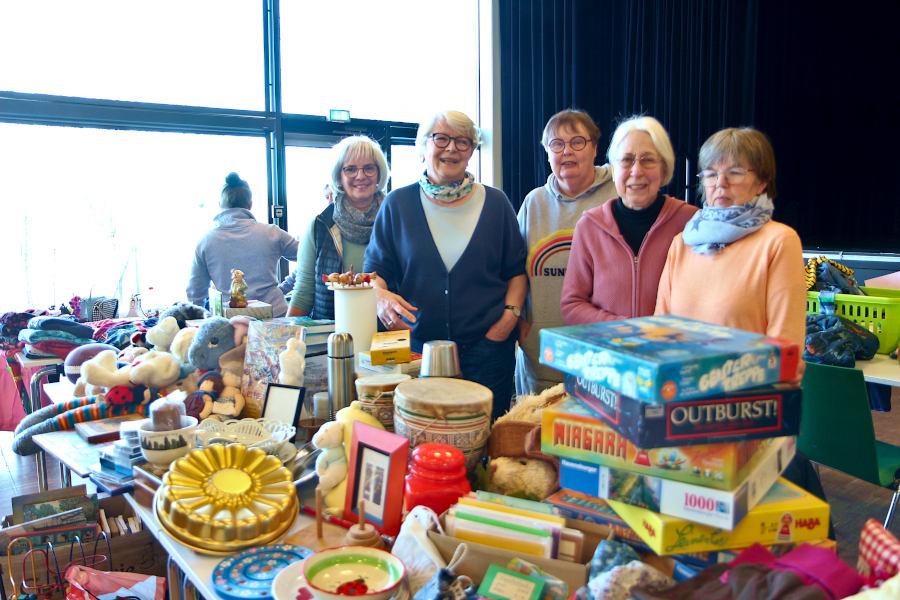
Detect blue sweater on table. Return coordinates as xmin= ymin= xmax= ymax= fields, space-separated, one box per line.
xmin=364 ymin=183 xmax=526 ymax=351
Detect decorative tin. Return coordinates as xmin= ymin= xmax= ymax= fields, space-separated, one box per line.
xmin=155 ymin=443 xmax=298 ymax=555
xmin=213 ymin=544 xmax=312 ymax=600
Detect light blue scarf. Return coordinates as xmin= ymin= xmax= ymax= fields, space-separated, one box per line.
xmin=418 ymin=171 xmax=475 ymax=203
xmin=682 ymin=194 xmax=774 ymax=255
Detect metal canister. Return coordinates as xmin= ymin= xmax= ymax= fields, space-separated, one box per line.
xmin=327 ymin=332 xmax=356 ymax=419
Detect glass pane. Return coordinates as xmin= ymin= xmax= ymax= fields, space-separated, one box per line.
xmin=281 ymin=0 xmax=478 ymax=121
xmin=0 ymin=123 xmax=268 ymax=311
xmin=284 ymin=145 xmax=338 ymax=246
xmin=0 ymin=1 xmax=263 ymax=109
xmin=389 ymin=145 xmax=423 ymax=190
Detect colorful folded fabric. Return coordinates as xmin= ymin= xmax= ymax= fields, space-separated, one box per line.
xmin=27 ymin=315 xmax=95 ymax=339
xmin=18 ymin=328 xmax=94 ymax=346
xmin=858 ymin=519 xmax=900 ymax=586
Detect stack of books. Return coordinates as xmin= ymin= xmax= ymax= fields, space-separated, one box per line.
xmin=92 ymin=420 xmax=146 ymax=490
xmin=538 ymin=315 xmax=830 ymax=558
xmin=290 ymin=317 xmax=335 ymax=354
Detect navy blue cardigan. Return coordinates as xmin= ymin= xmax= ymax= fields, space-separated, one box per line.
xmin=364 ymin=183 xmax=526 ymax=351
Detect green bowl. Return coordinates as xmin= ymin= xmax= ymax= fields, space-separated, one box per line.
xmin=302 ymin=546 xmax=405 ymax=600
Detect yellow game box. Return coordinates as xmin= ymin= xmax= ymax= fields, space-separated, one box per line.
xmin=368 ymin=330 xmax=412 ymax=365
xmin=609 ymin=478 xmax=830 ymax=555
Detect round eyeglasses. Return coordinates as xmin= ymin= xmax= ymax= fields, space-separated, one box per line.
xmin=341 ymin=164 xmax=378 ymax=177
xmin=429 ymin=133 xmax=474 ymax=151
xmin=547 ymin=136 xmax=591 ymax=153
xmin=697 ymin=167 xmax=754 ymax=186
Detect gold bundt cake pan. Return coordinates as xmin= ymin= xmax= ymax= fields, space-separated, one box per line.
xmin=155 ymin=443 xmax=298 ymax=552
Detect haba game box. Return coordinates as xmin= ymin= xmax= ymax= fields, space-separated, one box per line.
xmin=564 ymin=375 xmax=802 ymax=448
xmin=542 ymin=396 xmax=774 ymax=490
xmin=539 ymin=315 xmax=799 ymax=403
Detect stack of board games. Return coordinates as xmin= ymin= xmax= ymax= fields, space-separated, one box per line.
xmin=538 ymin=315 xmax=829 ymax=555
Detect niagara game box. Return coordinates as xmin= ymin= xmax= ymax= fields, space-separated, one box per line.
xmin=564 ymin=376 xmax=802 ymax=448
xmin=558 ymin=436 xmax=795 ymax=530
xmin=542 ymin=396 xmax=773 ymax=490
xmin=539 ymin=315 xmax=800 ymax=403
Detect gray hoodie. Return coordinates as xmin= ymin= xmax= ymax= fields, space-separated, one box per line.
xmin=186 ymin=208 xmax=299 ymax=317
xmin=515 ymin=166 xmax=618 ymax=394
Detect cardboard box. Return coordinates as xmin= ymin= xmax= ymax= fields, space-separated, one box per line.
xmin=542 ymin=396 xmax=771 ymax=490
xmin=3 ymin=496 xmax=166 ymax=599
xmin=368 ymin=330 xmax=411 ymax=365
xmin=358 ymin=351 xmax=421 ymax=375
xmin=428 ymin=518 xmax=611 ymax=591
xmin=539 ymin=315 xmax=799 ymax=402
xmin=608 ymin=478 xmax=830 ymax=555
xmin=565 ymin=375 xmax=802 ymax=448
xmin=559 ymin=437 xmax=796 ymax=529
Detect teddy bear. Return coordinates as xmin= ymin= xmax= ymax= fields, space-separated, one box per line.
xmin=278 ymin=334 xmax=306 ymax=387
xmin=312 ymin=421 xmax=348 ymax=493
xmin=146 ymin=316 xmax=180 ymax=353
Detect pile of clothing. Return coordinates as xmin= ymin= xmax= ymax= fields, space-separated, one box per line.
xmin=17 ymin=315 xmax=96 ymax=359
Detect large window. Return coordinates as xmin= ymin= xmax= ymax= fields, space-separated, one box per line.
xmin=0 ymin=123 xmax=267 ymax=309
xmin=0 ymin=1 xmax=494 ymax=312
xmin=0 ymin=1 xmax=264 ymax=110
xmin=280 ymin=0 xmax=479 ymax=122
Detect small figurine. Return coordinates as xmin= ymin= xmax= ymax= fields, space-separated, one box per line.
xmin=229 ymin=268 xmax=248 ymax=308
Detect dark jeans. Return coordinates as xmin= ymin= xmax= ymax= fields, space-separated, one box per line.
xmin=458 ymin=336 xmax=516 ymax=422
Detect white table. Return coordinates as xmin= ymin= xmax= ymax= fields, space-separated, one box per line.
xmin=858 ymin=354 xmax=900 ymax=387
xmin=125 ymin=494 xmax=315 ymax=600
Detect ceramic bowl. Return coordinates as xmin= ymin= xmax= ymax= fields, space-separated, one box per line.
xmin=138 ymin=416 xmax=198 ymax=469
xmin=302 ymin=546 xmax=405 ymax=600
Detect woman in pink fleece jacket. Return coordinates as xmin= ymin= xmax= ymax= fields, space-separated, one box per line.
xmin=561 ymin=116 xmax=697 ymax=324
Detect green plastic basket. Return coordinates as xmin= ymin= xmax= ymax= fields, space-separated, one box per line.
xmin=806 ymin=286 xmax=900 ymax=354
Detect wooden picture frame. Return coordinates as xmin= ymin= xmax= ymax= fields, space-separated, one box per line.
xmin=344 ymin=422 xmax=408 ymax=536
xmin=262 ymin=383 xmax=305 ymax=431
xmin=11 ymin=484 xmax=91 ymax=525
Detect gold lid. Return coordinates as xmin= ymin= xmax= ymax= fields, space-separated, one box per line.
xmin=155 ymin=444 xmax=297 ymax=554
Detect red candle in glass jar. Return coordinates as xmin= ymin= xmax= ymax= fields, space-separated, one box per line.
xmin=404 ymin=443 xmax=470 ymax=515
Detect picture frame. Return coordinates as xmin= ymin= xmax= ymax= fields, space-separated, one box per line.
xmin=344 ymin=422 xmax=409 ymax=536
xmin=10 ymin=484 xmax=95 ymax=525
xmin=262 ymin=383 xmax=305 ymax=431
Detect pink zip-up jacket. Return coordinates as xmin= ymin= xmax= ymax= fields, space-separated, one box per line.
xmin=561 ymin=196 xmax=698 ymax=323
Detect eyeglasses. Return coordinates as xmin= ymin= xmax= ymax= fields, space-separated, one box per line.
xmin=697 ymin=167 xmax=754 ymax=186
xmin=617 ymin=154 xmax=661 ymax=170
xmin=547 ymin=136 xmax=591 ymax=153
xmin=428 ymin=133 xmax=474 ymax=151
xmin=341 ymin=164 xmax=378 ymax=177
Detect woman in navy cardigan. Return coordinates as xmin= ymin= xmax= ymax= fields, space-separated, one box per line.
xmin=364 ymin=110 xmax=527 ymax=419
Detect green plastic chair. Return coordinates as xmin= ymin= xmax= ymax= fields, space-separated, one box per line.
xmin=800 ymin=361 xmax=900 ymax=528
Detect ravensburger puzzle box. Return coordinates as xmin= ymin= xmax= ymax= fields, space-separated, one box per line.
xmin=539 ymin=315 xmax=800 ymax=403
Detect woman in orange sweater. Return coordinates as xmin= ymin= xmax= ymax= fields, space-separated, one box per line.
xmin=655 ymin=126 xmax=806 ymax=348
xmin=656 ymin=127 xmax=830 ymax=528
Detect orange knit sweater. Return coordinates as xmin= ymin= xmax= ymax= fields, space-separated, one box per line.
xmin=655 ymin=220 xmax=806 ymax=348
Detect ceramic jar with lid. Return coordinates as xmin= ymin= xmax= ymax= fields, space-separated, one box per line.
xmin=404 ymin=442 xmax=470 ymax=515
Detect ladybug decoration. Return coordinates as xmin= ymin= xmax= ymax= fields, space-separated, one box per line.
xmin=335 ymin=578 xmax=369 ymax=596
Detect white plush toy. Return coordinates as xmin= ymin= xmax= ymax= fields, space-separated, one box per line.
xmin=169 ymin=327 xmax=197 ymax=364
xmin=278 ymin=334 xmax=306 ymax=387
xmin=311 ymin=421 xmax=348 ymax=493
xmin=146 ymin=316 xmax=181 ymax=353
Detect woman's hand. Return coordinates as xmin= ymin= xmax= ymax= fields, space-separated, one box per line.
xmin=485 ymin=308 xmax=519 ymax=342
xmin=375 ymin=287 xmax=417 ymax=330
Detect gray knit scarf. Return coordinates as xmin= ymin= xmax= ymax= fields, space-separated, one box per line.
xmin=332 ymin=191 xmax=384 ymax=245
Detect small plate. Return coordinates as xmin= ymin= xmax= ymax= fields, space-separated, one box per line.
xmin=272 ymin=559 xmax=314 ymax=600
xmin=213 ymin=545 xmax=313 ymax=600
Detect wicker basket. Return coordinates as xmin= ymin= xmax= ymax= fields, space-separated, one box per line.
xmin=196 ymin=418 xmax=296 ymax=454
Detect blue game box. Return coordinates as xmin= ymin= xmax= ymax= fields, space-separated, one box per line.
xmin=539 ymin=315 xmax=800 ymax=403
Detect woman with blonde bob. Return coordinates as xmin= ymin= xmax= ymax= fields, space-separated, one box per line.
xmin=364 ymin=110 xmax=526 ymax=418
xmin=561 ymin=115 xmax=697 ymax=324
xmin=287 ymin=135 xmax=389 ymax=319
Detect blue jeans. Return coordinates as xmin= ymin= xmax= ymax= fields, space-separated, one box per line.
xmin=458 ymin=336 xmax=516 ymax=421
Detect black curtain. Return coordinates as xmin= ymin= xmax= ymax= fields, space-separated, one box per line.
xmin=501 ymin=0 xmax=759 ymax=209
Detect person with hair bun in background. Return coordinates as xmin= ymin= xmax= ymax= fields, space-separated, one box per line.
xmin=186 ymin=172 xmax=299 ymax=317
